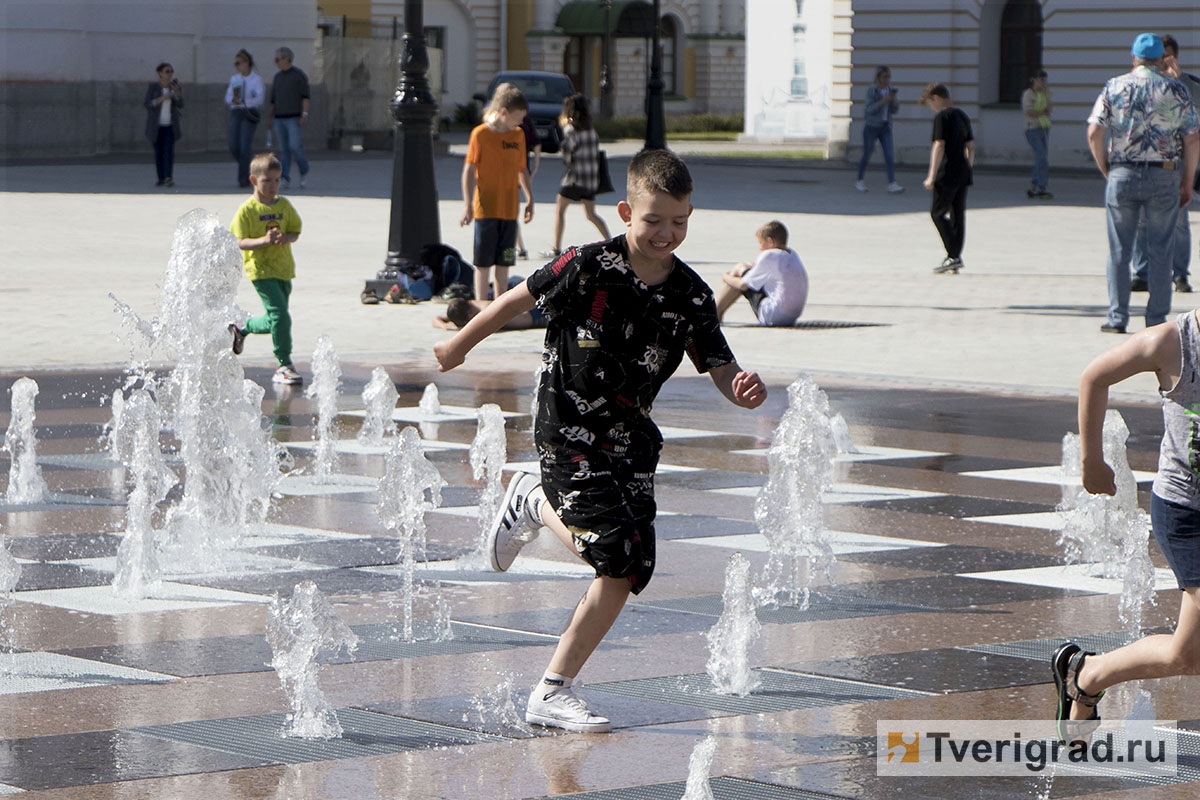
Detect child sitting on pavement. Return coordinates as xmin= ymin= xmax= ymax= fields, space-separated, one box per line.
xmin=431 ymin=277 xmax=547 ymax=331
xmin=229 ymin=152 xmax=304 ymax=385
xmin=1054 ymin=310 xmax=1200 ymax=744
xmin=714 ymin=220 xmax=809 ymax=327
xmin=433 ymin=149 xmax=767 ymax=733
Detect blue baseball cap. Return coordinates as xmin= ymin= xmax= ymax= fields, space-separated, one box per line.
xmin=1132 ymin=33 xmax=1164 ymax=59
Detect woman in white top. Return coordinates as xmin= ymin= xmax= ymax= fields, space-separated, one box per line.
xmin=224 ymin=49 xmax=266 ymax=188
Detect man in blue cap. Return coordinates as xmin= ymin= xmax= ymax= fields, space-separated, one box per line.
xmin=1087 ymin=32 xmax=1199 ymax=334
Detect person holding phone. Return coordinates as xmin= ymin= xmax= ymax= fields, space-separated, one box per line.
xmin=145 ymin=62 xmax=183 ymax=187
xmin=856 ymin=65 xmax=904 ymax=193
xmin=225 ymin=49 xmax=265 ymax=188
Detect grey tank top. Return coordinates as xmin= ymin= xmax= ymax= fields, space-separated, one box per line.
xmin=1153 ymin=311 xmax=1200 ymax=508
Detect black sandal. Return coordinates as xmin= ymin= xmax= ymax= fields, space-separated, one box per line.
xmin=1052 ymin=642 xmax=1105 ymax=744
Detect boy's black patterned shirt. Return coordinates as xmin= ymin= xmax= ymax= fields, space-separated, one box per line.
xmin=525 ymin=234 xmax=735 ymax=456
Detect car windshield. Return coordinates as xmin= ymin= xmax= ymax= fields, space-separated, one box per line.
xmin=501 ymin=75 xmax=574 ymax=104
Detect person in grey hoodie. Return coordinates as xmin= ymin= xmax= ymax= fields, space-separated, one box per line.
xmin=855 ymin=65 xmax=904 ymax=193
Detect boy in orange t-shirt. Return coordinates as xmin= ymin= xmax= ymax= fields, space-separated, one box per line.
xmin=461 ymin=83 xmax=535 ymax=302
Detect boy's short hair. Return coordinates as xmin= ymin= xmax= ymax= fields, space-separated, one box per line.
xmin=484 ymin=82 xmax=529 ymax=117
xmin=249 ymin=152 xmax=282 ymax=178
xmin=626 ymin=149 xmax=693 ymax=203
xmin=757 ymin=220 xmax=788 ymax=247
xmin=446 ymin=298 xmax=473 ymax=328
xmin=919 ymin=83 xmax=950 ymax=104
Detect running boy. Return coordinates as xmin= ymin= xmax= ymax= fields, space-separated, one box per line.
xmin=434 ymin=149 xmax=767 ymax=733
xmin=714 ymin=220 xmax=809 ymax=327
xmin=461 ymin=83 xmax=534 ymax=303
xmin=1053 ymin=311 xmax=1200 ymax=743
xmin=229 ymin=152 xmax=304 ymax=385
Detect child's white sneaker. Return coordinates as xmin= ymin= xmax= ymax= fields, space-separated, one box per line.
xmin=526 ymin=685 xmax=612 ymax=733
xmin=854 ymin=179 xmax=868 ymax=192
xmin=887 ymin=182 xmax=906 ymax=193
xmin=486 ymin=471 xmax=541 ymax=571
xmin=273 ymin=364 xmax=303 ymax=385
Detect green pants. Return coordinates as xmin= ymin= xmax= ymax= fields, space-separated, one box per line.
xmin=244 ymin=278 xmax=292 ymax=366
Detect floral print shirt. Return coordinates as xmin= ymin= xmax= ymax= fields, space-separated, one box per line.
xmin=1088 ymin=65 xmax=1199 ymax=164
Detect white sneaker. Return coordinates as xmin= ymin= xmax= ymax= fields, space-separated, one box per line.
xmin=299 ymin=174 xmax=307 ymax=189
xmin=887 ymin=182 xmax=905 ymax=193
xmin=854 ymin=180 xmax=868 ymax=192
xmin=486 ymin=471 xmax=541 ymax=571
xmin=526 ymin=685 xmax=612 ymax=733
xmin=273 ymin=364 xmax=303 ymax=385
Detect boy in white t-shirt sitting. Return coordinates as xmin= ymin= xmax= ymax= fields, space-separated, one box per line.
xmin=715 ymin=220 xmax=809 ymax=327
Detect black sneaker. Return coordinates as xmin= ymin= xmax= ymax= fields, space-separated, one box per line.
xmin=1130 ymin=278 xmax=1149 ymax=292
xmin=933 ymin=256 xmax=963 ymax=274
xmin=1100 ymin=323 xmax=1127 ymax=334
xmin=1176 ymin=279 xmax=1193 ymax=293
xmin=228 ymin=323 xmax=246 ymax=355
xmin=1036 ymin=190 xmax=1054 ymax=200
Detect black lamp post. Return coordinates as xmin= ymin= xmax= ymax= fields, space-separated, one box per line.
xmin=644 ymin=0 xmax=665 ymax=150
xmin=364 ymin=0 xmax=441 ymax=302
xmin=599 ymin=0 xmax=613 ymax=119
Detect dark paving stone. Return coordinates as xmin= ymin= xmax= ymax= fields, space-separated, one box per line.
xmin=15 ymin=562 xmax=113 ymax=591
xmin=863 ymin=454 xmax=1041 ymax=473
xmin=837 ymin=574 xmax=1095 ymax=610
xmin=840 ymin=545 xmax=1065 ymax=574
xmin=245 ymin=537 xmax=466 ymax=568
xmin=653 ymin=514 xmax=758 ymax=540
xmin=174 ymin=567 xmax=412 ymax=597
xmin=28 ymin=423 xmax=108 ymax=441
xmin=789 ymin=647 xmax=1049 ymax=694
xmin=634 ymin=591 xmax=940 ymax=624
xmin=6 ymin=532 xmax=122 ymax=561
xmin=458 ymin=603 xmax=717 ymax=639
xmin=57 ymin=621 xmax=558 ymax=678
xmin=527 ymin=776 xmax=851 ymax=799
xmin=656 ymin=469 xmax=765 ymax=491
xmin=958 ymin=628 xmax=1173 ymax=663
xmin=0 ymin=373 xmax=124 ymax=412
xmin=0 ymin=728 xmax=270 ymax=791
xmin=0 ymin=490 xmax=126 ymax=512
xmin=853 ymin=494 xmax=1055 ymax=518
xmin=133 ymin=708 xmax=503 ymax=765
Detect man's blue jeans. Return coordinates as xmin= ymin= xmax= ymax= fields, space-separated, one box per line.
xmin=1025 ymin=128 xmax=1049 ymax=191
xmin=272 ymin=116 xmax=309 ymax=182
xmin=857 ymin=123 xmax=895 ymax=183
xmin=1132 ymin=203 xmax=1190 ymax=284
xmin=1105 ymin=164 xmax=1180 ymax=328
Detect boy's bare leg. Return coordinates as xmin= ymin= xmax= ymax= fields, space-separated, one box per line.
xmin=494 ymin=265 xmax=510 ymax=298
xmin=1070 ymin=588 xmax=1200 ymax=721
xmin=473 ymin=266 xmax=491 ymax=305
xmin=582 ymin=199 xmax=611 ymax=241
xmin=715 ymin=262 xmax=752 ymax=319
xmin=553 ymin=194 xmax=570 ymax=252
xmin=537 ymin=501 xmax=630 ymax=678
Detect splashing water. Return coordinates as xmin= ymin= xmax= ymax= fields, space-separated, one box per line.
xmin=1058 ymin=411 xmax=1156 ymax=635
xmin=3 ymin=377 xmax=48 ymax=505
xmin=377 ymin=427 xmax=450 ymax=641
xmin=829 ymin=412 xmax=858 ymax=455
xmin=681 ymin=735 xmax=717 ymax=800
xmin=462 ymin=671 xmax=535 ymax=737
xmin=266 ymin=580 xmax=359 ymax=739
xmin=111 ymin=386 xmax=176 ymax=599
xmin=418 ymin=382 xmax=442 ymax=416
xmin=358 ymin=367 xmax=398 ymax=446
xmin=305 ymin=336 xmax=342 ymax=481
xmin=470 ymin=404 xmax=507 ymax=559
xmin=0 ymin=523 xmax=19 ymax=667
xmin=706 ymin=552 xmax=761 ymax=696
xmin=754 ymin=375 xmax=838 ymax=608
xmin=110 ymin=210 xmax=287 ymax=571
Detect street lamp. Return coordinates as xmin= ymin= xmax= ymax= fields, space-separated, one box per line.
xmin=644 ymin=0 xmax=665 ymax=150
xmin=599 ymin=0 xmax=613 ymax=119
xmin=364 ymin=0 xmax=441 ymax=302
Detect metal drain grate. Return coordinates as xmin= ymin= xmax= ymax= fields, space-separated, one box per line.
xmin=635 ymin=592 xmax=937 ymax=624
xmin=135 ymin=708 xmax=504 ymax=765
xmin=958 ymin=631 xmax=1146 ymax=663
xmin=1046 ymin=727 xmax=1200 ymax=786
xmin=528 ymin=776 xmax=851 ymax=800
xmin=349 ymin=620 xmax=557 ymax=660
xmin=586 ymin=668 xmax=932 ymax=715
xmin=794 ymin=320 xmax=888 ymax=329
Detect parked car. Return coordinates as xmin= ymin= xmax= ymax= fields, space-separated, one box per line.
xmin=474 ymin=71 xmax=576 ymax=153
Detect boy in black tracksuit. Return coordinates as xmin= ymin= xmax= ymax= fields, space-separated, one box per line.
xmin=921 ymin=82 xmax=975 ymax=274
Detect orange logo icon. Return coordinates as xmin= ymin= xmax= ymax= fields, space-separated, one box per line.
xmin=887 ymin=732 xmax=919 ymax=763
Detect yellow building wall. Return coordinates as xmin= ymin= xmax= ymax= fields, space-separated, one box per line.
xmin=319 ymin=1 xmax=374 ymax=37
xmin=508 ymin=1 xmax=535 ymax=69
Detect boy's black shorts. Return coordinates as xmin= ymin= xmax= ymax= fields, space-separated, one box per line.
xmin=540 ymin=446 xmax=658 ymax=595
xmin=741 ymin=286 xmax=768 ymax=321
xmin=473 ymin=218 xmax=518 ymax=268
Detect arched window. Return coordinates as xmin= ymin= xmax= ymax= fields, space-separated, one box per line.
xmin=999 ymin=0 xmax=1042 ymax=103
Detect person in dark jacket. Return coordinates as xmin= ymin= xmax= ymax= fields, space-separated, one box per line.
xmin=144 ymin=62 xmax=183 ymax=187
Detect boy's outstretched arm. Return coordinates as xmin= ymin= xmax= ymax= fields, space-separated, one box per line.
xmin=1079 ymin=322 xmax=1182 ymax=495
xmin=709 ymin=362 xmax=767 ymax=409
xmin=433 ymin=281 xmax=537 ymax=372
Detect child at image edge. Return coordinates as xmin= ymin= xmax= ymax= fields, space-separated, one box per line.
xmin=461 ymin=82 xmax=534 ymax=304
xmin=230 ymin=152 xmax=303 ymax=385
xmin=434 ymin=149 xmax=767 ymax=733
xmin=1053 ymin=311 xmax=1200 ymax=744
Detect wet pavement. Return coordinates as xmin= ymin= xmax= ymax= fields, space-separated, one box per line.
xmin=2 ymin=359 xmax=1198 ymax=799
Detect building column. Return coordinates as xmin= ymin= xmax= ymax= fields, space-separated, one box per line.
xmin=526 ymin=32 xmax=569 ymax=73
xmin=533 ymin=0 xmax=558 ymax=31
